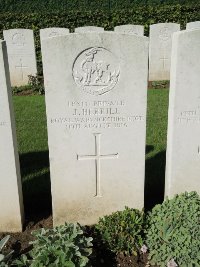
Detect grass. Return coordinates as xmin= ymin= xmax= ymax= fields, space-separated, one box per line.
xmin=145 ymin=89 xmax=169 ymax=209
xmin=13 ymin=88 xmax=169 ymax=219
xmin=13 ymin=96 xmax=50 ymax=218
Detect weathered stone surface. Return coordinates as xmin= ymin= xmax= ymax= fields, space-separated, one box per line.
xmin=149 ymin=23 xmax=180 ymax=81
xmin=165 ymin=30 xmax=200 ymax=198
xmin=114 ymin=25 xmax=144 ymax=36
xmin=3 ymin=29 xmax=37 ymax=86
xmin=42 ymin=32 xmax=148 ymax=226
xmin=0 ymin=40 xmax=24 ymax=232
xmin=75 ymin=26 xmax=104 ymax=33
xmin=40 ymin=28 xmax=70 ymax=41
xmin=186 ymin=21 xmax=200 ymax=30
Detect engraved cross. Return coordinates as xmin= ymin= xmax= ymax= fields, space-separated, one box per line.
xmin=77 ymin=133 xmax=119 ymax=197
xmin=160 ymin=54 xmax=169 ymax=70
xmin=15 ymin=59 xmax=28 ymax=81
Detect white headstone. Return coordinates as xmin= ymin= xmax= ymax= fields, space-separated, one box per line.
xmin=75 ymin=26 xmax=104 ymax=33
xmin=114 ymin=25 xmax=144 ymax=36
xmin=186 ymin=21 xmax=200 ymax=30
xmin=165 ymin=30 xmax=200 ymax=197
xmin=42 ymin=32 xmax=148 ymax=226
xmin=149 ymin=23 xmax=180 ymax=81
xmin=3 ymin=29 xmax=37 ymax=86
xmin=0 ymin=40 xmax=24 ymax=232
xmin=40 ymin=28 xmax=70 ymax=41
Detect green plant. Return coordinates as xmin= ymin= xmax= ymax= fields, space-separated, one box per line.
xmin=146 ymin=191 xmax=200 ymax=267
xmin=28 ymin=75 xmax=44 ymax=95
xmin=14 ymin=223 xmax=93 ymax=267
xmin=95 ymin=207 xmax=145 ymax=256
xmin=0 ymin=235 xmax=13 ymax=267
xmin=150 ymin=80 xmax=170 ymax=89
xmin=0 ymin=0 xmax=198 ymax=13
xmin=12 ymin=85 xmax=34 ymax=95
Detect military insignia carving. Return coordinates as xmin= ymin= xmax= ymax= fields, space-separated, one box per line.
xmin=73 ymin=47 xmax=120 ymax=95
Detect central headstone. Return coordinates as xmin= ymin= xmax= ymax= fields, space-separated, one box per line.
xmin=42 ymin=32 xmax=148 ymax=225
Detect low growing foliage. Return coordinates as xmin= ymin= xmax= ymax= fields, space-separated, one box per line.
xmin=95 ymin=207 xmax=145 ymax=256
xmin=28 ymin=75 xmax=45 ymax=95
xmin=0 ymin=0 xmax=198 ymax=13
xmin=0 ymin=235 xmax=13 ymax=267
xmin=14 ymin=223 xmax=93 ymax=267
xmin=146 ymin=191 xmax=200 ymax=267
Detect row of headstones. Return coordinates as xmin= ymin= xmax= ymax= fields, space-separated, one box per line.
xmin=3 ymin=21 xmax=200 ymax=87
xmin=1 ymin=28 xmax=200 ymax=232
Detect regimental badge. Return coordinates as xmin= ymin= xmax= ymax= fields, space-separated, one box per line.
xmin=72 ymin=47 xmax=120 ymax=96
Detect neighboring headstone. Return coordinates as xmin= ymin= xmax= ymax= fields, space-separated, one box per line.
xmin=114 ymin=25 xmax=144 ymax=36
xmin=165 ymin=30 xmax=200 ymax=198
xmin=3 ymin=29 xmax=37 ymax=86
xmin=0 ymin=40 xmax=24 ymax=232
xmin=75 ymin=26 xmax=104 ymax=33
xmin=186 ymin=21 xmax=200 ymax=30
xmin=42 ymin=32 xmax=148 ymax=226
xmin=40 ymin=28 xmax=70 ymax=41
xmin=149 ymin=23 xmax=180 ymax=81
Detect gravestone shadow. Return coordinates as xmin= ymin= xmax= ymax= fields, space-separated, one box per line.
xmin=19 ymin=147 xmax=166 ymax=224
xmin=19 ymin=151 xmax=52 ymax=224
xmin=146 ymin=145 xmax=154 ymax=154
xmin=145 ymin=148 xmax=166 ymax=211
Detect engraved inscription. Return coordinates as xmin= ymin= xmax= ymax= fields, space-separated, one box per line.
xmin=123 ymin=29 xmax=139 ymax=35
xmin=73 ymin=107 xmax=119 ymax=116
xmin=177 ymin=107 xmax=200 ymax=123
xmin=73 ymin=47 xmax=120 ymax=96
xmin=50 ymin=100 xmax=144 ymax=130
xmin=15 ymin=59 xmax=28 ymax=81
xmin=77 ymin=133 xmax=119 ymax=197
xmin=0 ymin=122 xmax=6 ymax=126
xmin=159 ymin=27 xmax=170 ymax=42
xmin=49 ymin=31 xmax=59 ymax=37
xmin=12 ymin=33 xmax=25 ymax=46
